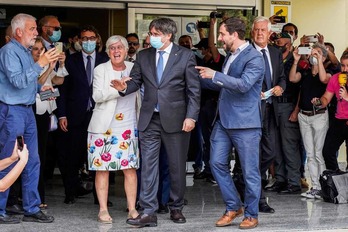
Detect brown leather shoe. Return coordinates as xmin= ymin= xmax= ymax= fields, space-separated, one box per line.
xmin=170 ymin=209 xmax=186 ymax=223
xmin=239 ymin=217 xmax=258 ymax=229
xmin=215 ymin=208 xmax=243 ymax=227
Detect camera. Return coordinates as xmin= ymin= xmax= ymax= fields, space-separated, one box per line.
xmin=17 ymin=136 xmax=24 ymax=151
xmin=197 ymin=21 xmax=210 ymax=28
xmin=307 ymin=35 xmax=318 ymax=43
xmin=210 ymin=11 xmax=223 ymax=18
xmin=298 ymin=46 xmax=312 ymax=55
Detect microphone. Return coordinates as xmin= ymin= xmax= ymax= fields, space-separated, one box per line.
xmin=338 ymin=72 xmax=347 ymax=101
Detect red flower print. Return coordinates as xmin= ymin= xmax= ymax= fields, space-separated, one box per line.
xmin=121 ymin=159 xmax=129 ymax=166
xmin=95 ymin=138 xmax=104 ymax=147
xmin=122 ymin=130 xmax=131 ymax=140
xmin=101 ymin=152 xmax=112 ymax=162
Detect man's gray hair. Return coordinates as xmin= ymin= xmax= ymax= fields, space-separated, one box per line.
xmin=149 ymin=18 xmax=177 ymax=42
xmin=252 ymin=16 xmax=271 ymax=32
xmin=11 ymin=13 xmax=36 ymax=35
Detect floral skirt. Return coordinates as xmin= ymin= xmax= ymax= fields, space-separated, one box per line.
xmin=87 ymin=128 xmax=139 ymax=171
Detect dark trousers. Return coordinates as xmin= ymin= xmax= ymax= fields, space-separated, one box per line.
xmin=57 ymin=111 xmax=92 ymax=198
xmin=274 ymin=103 xmax=302 ymax=186
xmin=323 ymin=118 xmax=348 ymax=171
xmin=139 ymin=113 xmax=190 ymax=215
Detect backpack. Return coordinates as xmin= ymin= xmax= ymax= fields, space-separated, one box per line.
xmin=319 ymin=170 xmax=348 ymax=204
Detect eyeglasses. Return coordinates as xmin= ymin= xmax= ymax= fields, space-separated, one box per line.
xmin=81 ymin=36 xmax=97 ymax=42
xmin=44 ymin=26 xmax=62 ymax=31
xmin=128 ymin=42 xmax=139 ymax=46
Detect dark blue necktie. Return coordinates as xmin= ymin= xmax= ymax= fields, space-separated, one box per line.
xmin=261 ymin=49 xmax=271 ymax=90
xmin=86 ymin=55 xmax=92 ymax=110
xmin=156 ymin=51 xmax=165 ymax=83
xmin=86 ymin=55 xmax=92 ymax=86
xmin=261 ymin=49 xmax=272 ymax=103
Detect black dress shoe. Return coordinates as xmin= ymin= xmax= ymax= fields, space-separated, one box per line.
xmin=0 ymin=214 xmax=20 ymax=224
xmin=170 ymin=209 xmax=186 ymax=223
xmin=126 ymin=213 xmax=157 ymax=227
xmin=22 ymin=210 xmax=54 ymax=223
xmin=266 ymin=181 xmax=286 ymax=192
xmin=259 ymin=202 xmax=275 ymax=213
xmin=194 ymin=171 xmax=208 ymax=179
xmin=157 ymin=204 xmax=169 ymax=214
xmin=279 ymin=184 xmax=301 ymax=194
xmin=6 ymin=204 xmax=24 ymax=215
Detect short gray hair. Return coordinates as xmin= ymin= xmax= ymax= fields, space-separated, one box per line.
xmin=252 ymin=16 xmax=271 ymax=32
xmin=312 ymin=42 xmax=328 ymax=58
xmin=11 ymin=13 xmax=36 ymax=35
xmin=105 ymin=35 xmax=128 ymax=55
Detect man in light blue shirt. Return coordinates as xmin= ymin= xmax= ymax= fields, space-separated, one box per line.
xmin=0 ymin=13 xmax=58 ymax=224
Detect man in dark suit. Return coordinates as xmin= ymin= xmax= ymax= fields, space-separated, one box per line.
xmin=112 ymin=18 xmax=200 ymax=227
xmin=197 ymin=17 xmax=265 ymax=229
xmin=251 ymin=16 xmax=286 ymax=213
xmin=56 ymin=25 xmax=109 ymax=204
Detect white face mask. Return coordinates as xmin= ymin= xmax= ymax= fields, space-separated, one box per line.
xmin=309 ymin=56 xmax=318 ymax=66
xmin=74 ymin=41 xmax=82 ymax=52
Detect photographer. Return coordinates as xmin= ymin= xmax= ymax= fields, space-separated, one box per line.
xmin=0 ymin=141 xmax=28 ymax=192
xmin=289 ymin=43 xmax=331 ymax=199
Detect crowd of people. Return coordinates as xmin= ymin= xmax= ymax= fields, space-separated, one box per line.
xmin=0 ymin=10 xmax=347 ymax=230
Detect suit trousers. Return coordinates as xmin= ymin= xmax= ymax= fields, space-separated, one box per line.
xmin=274 ymin=103 xmax=302 ymax=186
xmin=139 ymin=113 xmax=190 ymax=215
xmin=57 ymin=111 xmax=92 ymax=198
xmin=210 ymin=120 xmax=261 ymax=218
xmin=0 ymin=103 xmax=41 ymax=215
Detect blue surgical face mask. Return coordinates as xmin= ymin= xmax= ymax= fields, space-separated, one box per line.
xmin=150 ymin=36 xmax=164 ymax=49
xmin=82 ymin=40 xmax=96 ymax=53
xmin=48 ymin=30 xmax=61 ymax=43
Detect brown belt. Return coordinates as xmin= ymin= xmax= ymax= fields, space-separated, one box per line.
xmin=300 ymin=108 xmax=326 ymax=117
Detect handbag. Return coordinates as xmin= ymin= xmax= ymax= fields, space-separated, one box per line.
xmin=320 ymin=170 xmax=348 ymax=204
xmin=48 ymin=114 xmax=58 ymax=132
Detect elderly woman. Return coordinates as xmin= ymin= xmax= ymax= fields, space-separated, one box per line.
xmin=87 ymin=35 xmax=140 ymax=223
xmin=31 ymin=37 xmax=67 ymax=209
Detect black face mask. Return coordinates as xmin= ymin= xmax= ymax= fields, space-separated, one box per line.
xmin=180 ymin=44 xmax=191 ymax=49
xmin=273 ymin=44 xmax=287 ymax=54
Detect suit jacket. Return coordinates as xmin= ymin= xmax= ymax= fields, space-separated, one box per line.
xmin=210 ymin=44 xmax=265 ymax=129
xmin=124 ymin=43 xmax=201 ymax=133
xmin=259 ymin=45 xmax=286 ymax=126
xmin=56 ymin=51 xmax=109 ymax=127
xmin=87 ymin=61 xmax=141 ymax=133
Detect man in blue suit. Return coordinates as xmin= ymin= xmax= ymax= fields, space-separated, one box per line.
xmin=56 ymin=25 xmax=109 ymax=204
xmin=197 ymin=17 xmax=264 ymax=230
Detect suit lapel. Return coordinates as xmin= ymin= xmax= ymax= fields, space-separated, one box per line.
xmin=160 ymin=44 xmax=179 ymax=85
xmin=148 ymin=48 xmax=157 ymax=85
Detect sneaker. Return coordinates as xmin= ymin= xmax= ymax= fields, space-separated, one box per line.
xmin=314 ymin=190 xmax=323 ymax=199
xmin=22 ymin=210 xmax=54 ymax=223
xmin=301 ymin=188 xmax=319 ymax=199
xmin=265 ymin=177 xmax=276 ymax=189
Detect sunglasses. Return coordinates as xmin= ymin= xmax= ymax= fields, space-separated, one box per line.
xmin=44 ymin=26 xmax=62 ymax=31
xmin=128 ymin=42 xmax=139 ymax=46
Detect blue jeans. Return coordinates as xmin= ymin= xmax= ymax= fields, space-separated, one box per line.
xmin=0 ymin=103 xmax=41 ymax=215
xmin=210 ymin=120 xmax=261 ymax=218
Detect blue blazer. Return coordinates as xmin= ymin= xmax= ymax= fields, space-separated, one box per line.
xmin=56 ymin=51 xmax=109 ymax=127
xmin=203 ymin=44 xmax=265 ymax=129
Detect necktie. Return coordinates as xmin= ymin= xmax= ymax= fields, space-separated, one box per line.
xmin=261 ymin=49 xmax=271 ymax=90
xmin=86 ymin=55 xmax=92 ymax=86
xmin=86 ymin=55 xmax=92 ymax=110
xmin=156 ymin=51 xmax=165 ymax=83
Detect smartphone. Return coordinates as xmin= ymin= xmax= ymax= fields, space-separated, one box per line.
xmin=274 ymin=16 xmax=286 ymax=23
xmin=298 ymin=46 xmax=312 ymax=55
xmin=16 ymin=136 xmax=24 ymax=151
xmin=55 ymin=42 xmax=63 ymax=53
xmin=307 ymin=35 xmax=318 ymax=43
xmin=39 ymin=88 xmax=60 ymax=101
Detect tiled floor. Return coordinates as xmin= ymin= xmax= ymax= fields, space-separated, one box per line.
xmin=2 ymin=148 xmax=348 ymax=232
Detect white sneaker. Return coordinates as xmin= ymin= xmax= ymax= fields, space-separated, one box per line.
xmin=301 ymin=188 xmax=316 ymax=199
xmin=314 ymin=190 xmax=323 ymax=199
xmin=265 ymin=177 xmax=276 ymax=189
